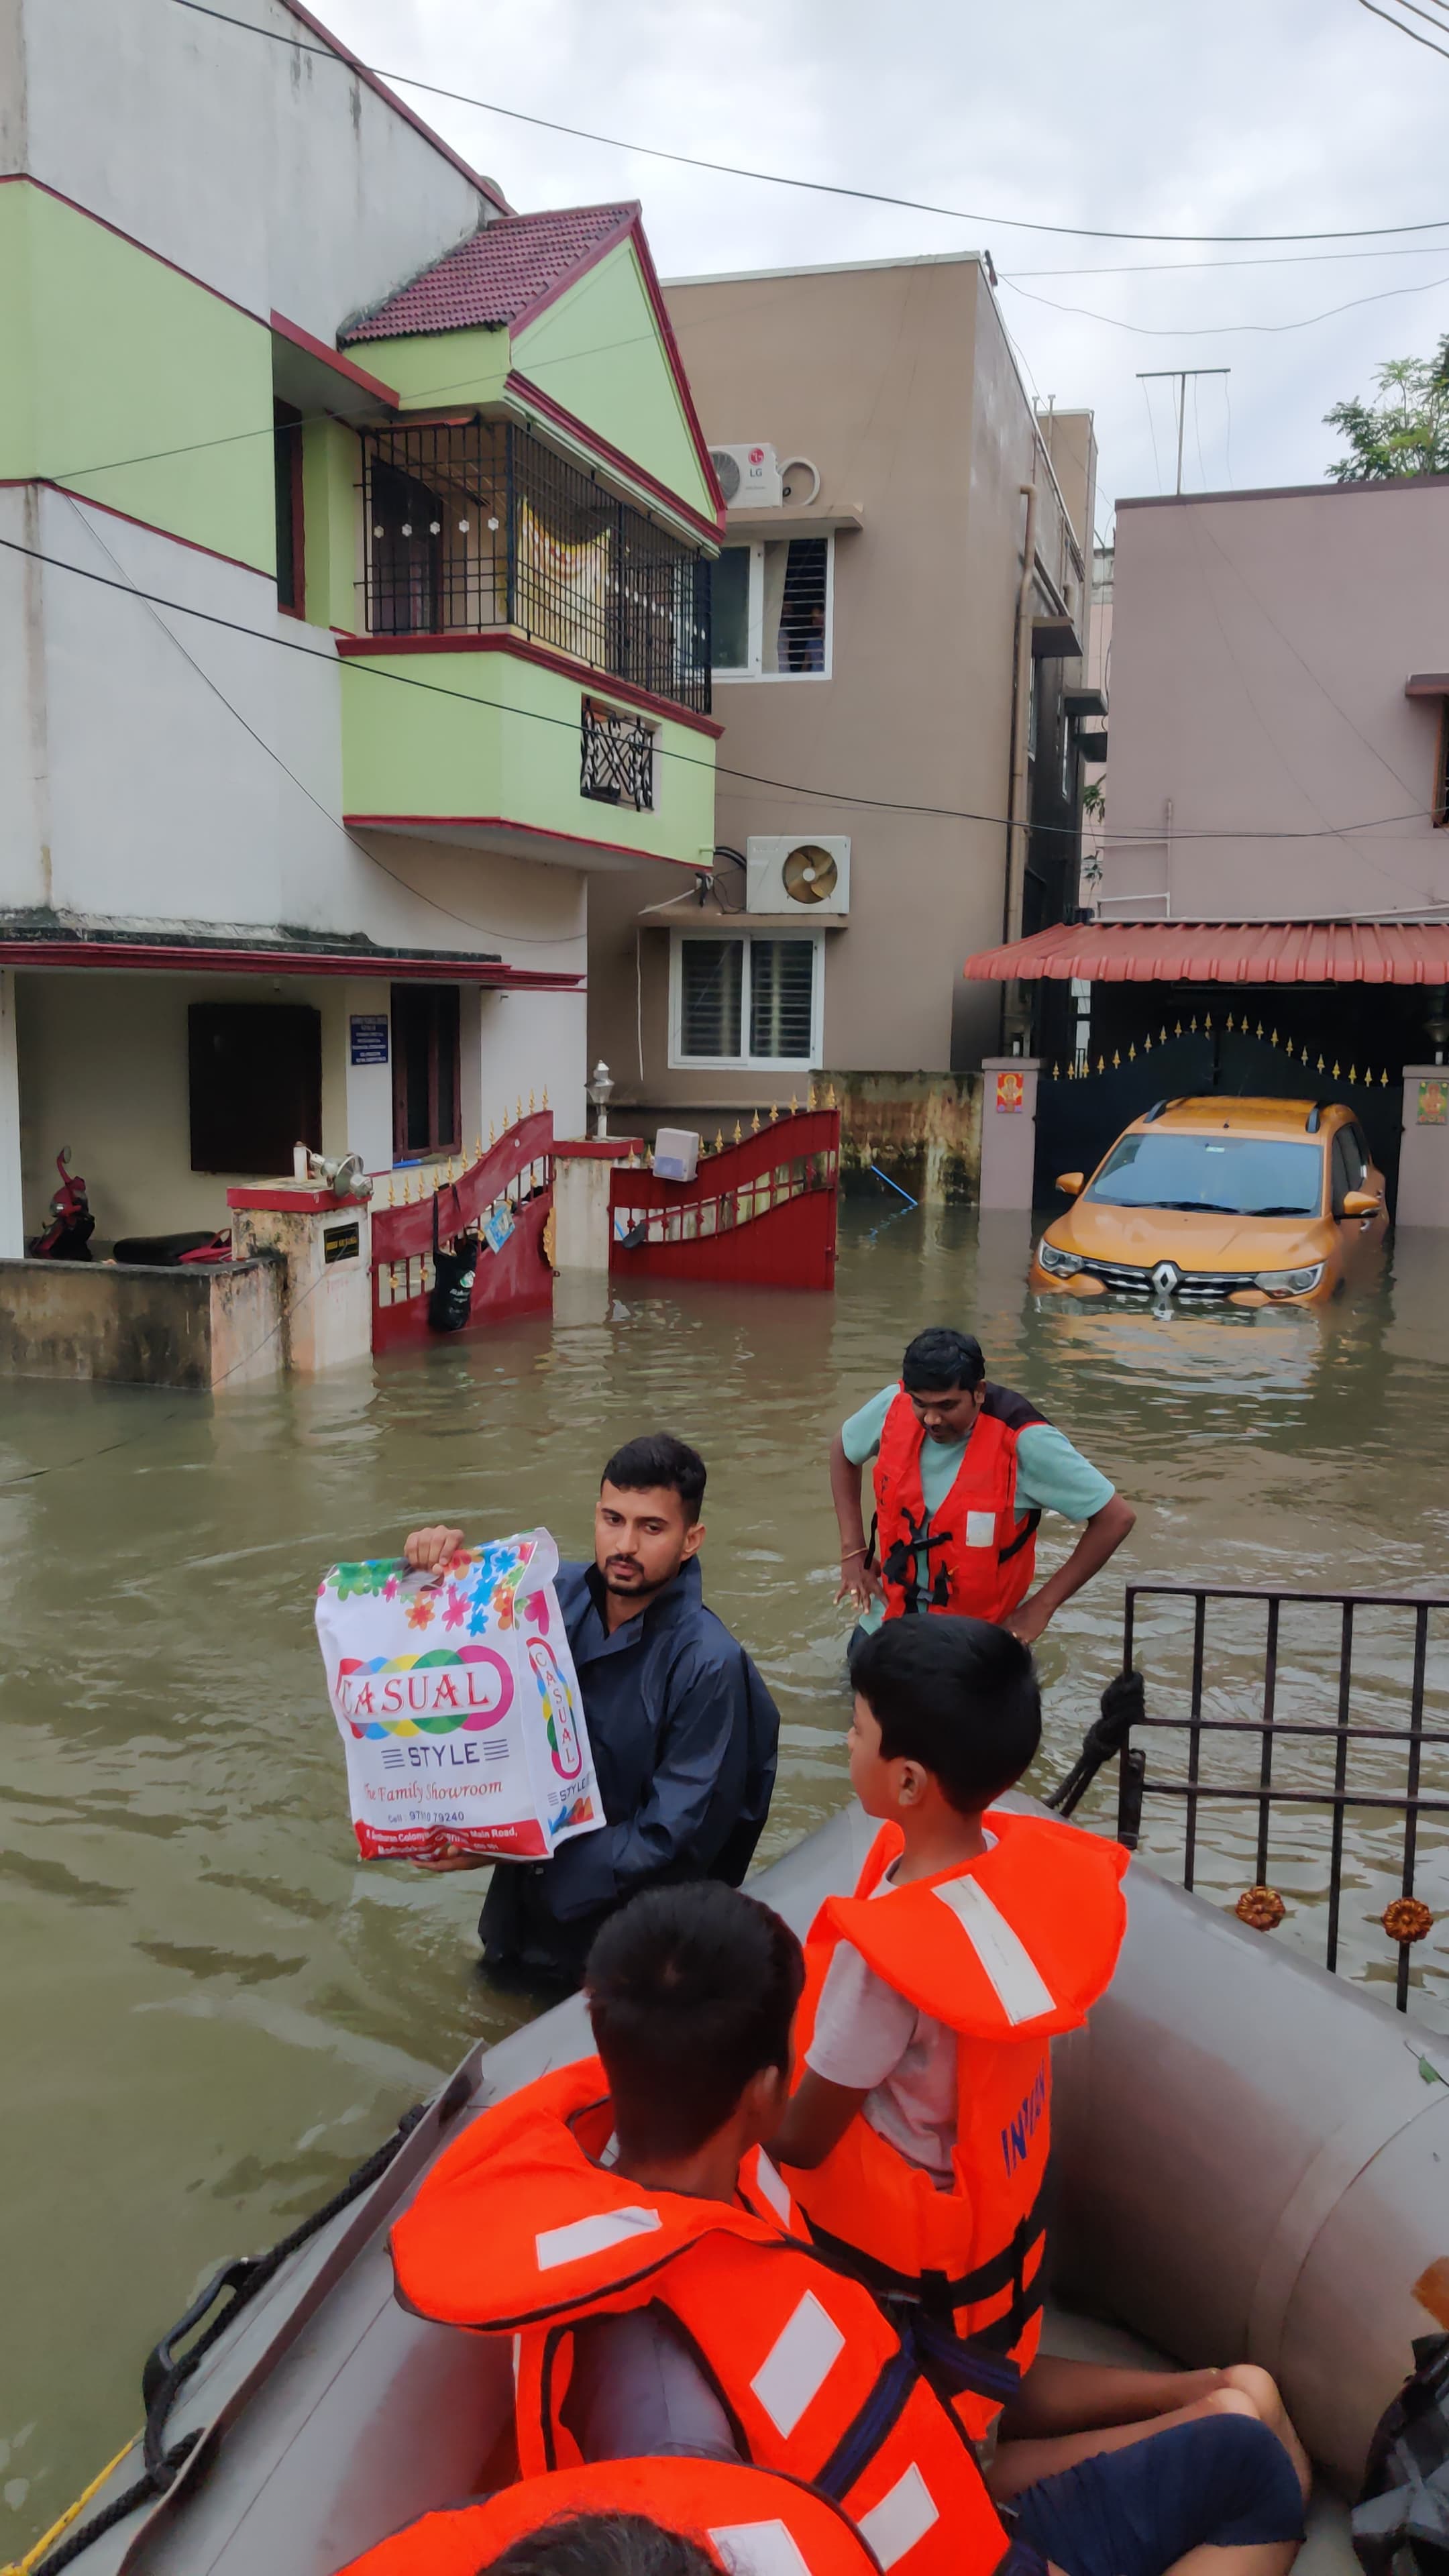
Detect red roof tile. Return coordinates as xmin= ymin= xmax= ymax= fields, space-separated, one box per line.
xmin=963 ymin=920 xmax=1449 ymax=985
xmin=343 ymin=205 xmax=638 ymax=343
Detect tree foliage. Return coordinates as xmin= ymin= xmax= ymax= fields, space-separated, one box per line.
xmin=1324 ymin=335 xmax=1449 ymax=481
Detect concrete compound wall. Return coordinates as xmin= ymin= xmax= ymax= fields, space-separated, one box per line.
xmin=0 ymin=1252 xmax=284 ymax=1388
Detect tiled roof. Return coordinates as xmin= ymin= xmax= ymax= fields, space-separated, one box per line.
xmin=343 ymin=205 xmax=637 ymax=343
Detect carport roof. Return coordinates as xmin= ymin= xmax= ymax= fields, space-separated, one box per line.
xmin=963 ymin=920 xmax=1449 ymax=985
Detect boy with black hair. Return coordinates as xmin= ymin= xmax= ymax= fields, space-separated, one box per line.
xmin=771 ymin=1619 xmax=1309 ymax=2501
xmin=389 ymin=1880 xmax=1306 ymax=2576
xmin=401 ymin=1435 xmax=779 ymax=1985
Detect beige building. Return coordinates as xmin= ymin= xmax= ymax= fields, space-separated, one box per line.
xmin=586 ymin=253 xmax=1097 ymax=1183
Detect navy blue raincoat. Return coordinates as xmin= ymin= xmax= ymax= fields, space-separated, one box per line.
xmin=477 ymin=1556 xmax=780 ymax=1983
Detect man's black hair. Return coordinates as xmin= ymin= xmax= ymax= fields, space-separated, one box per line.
xmin=601 ymin=1434 xmax=706 ymax=1519
xmin=901 ymin=1328 xmax=985 ymax=1393
xmin=484 ymin=2514 xmax=714 ymax=2576
xmin=585 ymin=1883 xmax=804 ymax=2159
xmin=852 ymin=1616 xmax=1041 ymax=1812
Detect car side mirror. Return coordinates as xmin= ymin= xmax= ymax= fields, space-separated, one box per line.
xmin=1342 ymin=1189 xmax=1383 ymax=1219
xmin=1055 ymin=1171 xmax=1084 ymax=1197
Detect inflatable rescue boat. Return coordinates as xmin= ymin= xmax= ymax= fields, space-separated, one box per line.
xmin=23 ymin=1798 xmax=1449 ymax=2576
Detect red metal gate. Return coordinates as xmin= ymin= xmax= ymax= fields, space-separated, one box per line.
xmin=370 ymin=1112 xmax=553 ymax=1354
xmin=608 ymin=1107 xmax=839 ymax=1290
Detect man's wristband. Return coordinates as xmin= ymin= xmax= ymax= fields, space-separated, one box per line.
xmin=840 ymin=1544 xmax=868 ymax=1562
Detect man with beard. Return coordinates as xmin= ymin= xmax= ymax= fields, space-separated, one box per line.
xmin=402 ymin=1434 xmax=779 ymax=1988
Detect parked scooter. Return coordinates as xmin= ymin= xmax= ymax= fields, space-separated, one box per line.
xmin=28 ymin=1148 xmax=95 ymax=1260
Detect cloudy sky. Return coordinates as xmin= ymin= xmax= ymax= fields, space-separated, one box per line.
xmin=319 ymin=0 xmax=1448 ymax=529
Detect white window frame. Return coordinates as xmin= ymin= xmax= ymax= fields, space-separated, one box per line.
xmin=668 ymin=930 xmax=824 ymax=1071
xmin=710 ymin=537 xmax=834 ymax=683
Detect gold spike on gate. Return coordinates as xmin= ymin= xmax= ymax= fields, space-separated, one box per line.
xmin=751 ymin=1110 xmax=760 ymax=1133
xmin=790 ymin=1093 xmax=798 ymax=1114
xmin=1349 ymin=1064 xmax=1358 ymax=1084
xmin=1143 ymin=1032 xmax=1152 ymax=1052
xmin=1174 ymin=1020 xmax=1183 ymax=1036
xmin=1381 ymin=1069 xmax=1390 ymax=1086
xmin=1204 ymin=1013 xmax=1212 ymax=1032
xmin=515 ymin=1097 xmax=523 ymax=1126
xmin=1067 ymin=1061 xmax=1075 ymax=1081
xmin=1189 ymin=1016 xmax=1197 ymax=1034
xmin=769 ymin=1100 xmax=779 ymax=1122
xmin=473 ymin=1136 xmax=482 ymax=1163
xmin=488 ymin=1118 xmax=497 ymax=1147
xmin=529 ymin=1089 xmax=536 ymax=1114
xmin=542 ymin=1086 xmax=549 ymax=1110
xmin=1051 ymin=1061 xmax=1061 ymax=1079
xmin=1128 ymin=1043 xmax=1136 ymax=1061
xmin=733 ymin=1119 xmax=743 ymax=1144
xmin=1159 ymin=1025 xmax=1167 ymax=1042
xmin=714 ymin=1129 xmax=724 ymax=1154
xmin=1226 ymin=1012 xmax=1235 ymax=1032
xmin=1271 ymin=1028 xmax=1279 ymax=1046
xmin=1256 ymin=1020 xmax=1265 ymax=1038
xmin=1096 ymin=1055 xmax=1105 ymax=1074
xmin=1112 ymin=1049 xmax=1120 ymax=1068
xmin=825 ymin=1081 xmax=837 ymax=1108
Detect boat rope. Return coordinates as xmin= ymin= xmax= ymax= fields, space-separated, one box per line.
xmin=1046 ymin=1668 xmax=1144 ymax=1819
xmin=10 ymin=2076 xmax=472 ymax=2576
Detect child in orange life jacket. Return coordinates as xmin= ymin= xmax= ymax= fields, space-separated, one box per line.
xmin=769 ymin=1619 xmax=1311 ymax=2498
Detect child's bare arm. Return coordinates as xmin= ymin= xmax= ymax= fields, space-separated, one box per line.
xmin=769 ymin=2068 xmax=871 ymax=2170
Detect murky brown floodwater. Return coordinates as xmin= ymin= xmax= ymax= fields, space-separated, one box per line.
xmin=3 ymin=1203 xmax=1448 ymax=2546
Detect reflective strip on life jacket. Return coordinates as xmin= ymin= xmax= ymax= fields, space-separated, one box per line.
xmin=390 ymin=2060 xmax=1010 ymax=2576
xmin=787 ymin=1814 xmax=1128 ymax=2432
xmin=871 ymin=1386 xmax=1044 ymax=1624
xmin=334 ymin=2457 xmax=892 ymax=2576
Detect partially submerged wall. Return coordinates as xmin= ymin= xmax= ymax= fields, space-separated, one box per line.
xmin=0 ymin=1254 xmax=283 ymax=1387
xmin=824 ymin=1070 xmax=983 ymax=1204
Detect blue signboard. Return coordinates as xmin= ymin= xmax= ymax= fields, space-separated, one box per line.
xmin=350 ymin=1014 xmax=389 ymax=1067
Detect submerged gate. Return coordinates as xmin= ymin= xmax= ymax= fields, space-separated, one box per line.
xmin=1052 ymin=1582 xmax=1448 ymax=2019
xmin=608 ymin=1106 xmax=840 ymax=1290
xmin=370 ymin=1111 xmax=553 ymax=1354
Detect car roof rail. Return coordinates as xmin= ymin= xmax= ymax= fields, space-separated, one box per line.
xmin=1142 ymin=1099 xmax=1171 ymax=1123
xmin=1304 ymin=1100 xmax=1331 ymax=1133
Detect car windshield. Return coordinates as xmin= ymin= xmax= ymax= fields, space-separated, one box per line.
xmin=1084 ymin=1132 xmax=1324 ymax=1217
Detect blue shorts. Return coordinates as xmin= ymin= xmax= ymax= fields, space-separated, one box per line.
xmin=1009 ymin=2414 xmax=1306 ymax=2576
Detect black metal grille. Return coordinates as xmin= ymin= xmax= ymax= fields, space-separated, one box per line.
xmin=1073 ymin=1256 xmax=1250 ymax=1298
xmin=581 ymin=698 xmax=655 ymax=811
xmin=360 ymin=420 xmax=711 ymax=714
xmin=1053 ymin=1584 xmax=1449 ymax=2017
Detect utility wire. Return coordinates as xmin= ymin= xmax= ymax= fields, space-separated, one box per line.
xmin=166 ymin=0 xmax=1449 ymax=250
xmin=1 ymin=527 xmax=1439 ymax=844
xmin=1003 ymin=268 xmax=1449 ymax=336
xmin=1358 ymin=0 xmax=1449 ymax=60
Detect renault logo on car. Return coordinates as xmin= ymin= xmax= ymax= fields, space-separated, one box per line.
xmin=1151 ymin=1260 xmax=1182 ymax=1295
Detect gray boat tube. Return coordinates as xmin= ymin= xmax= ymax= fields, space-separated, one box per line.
xmin=39 ymin=1802 xmax=1449 ymax=2575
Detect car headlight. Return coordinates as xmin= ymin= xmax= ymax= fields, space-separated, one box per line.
xmin=1254 ymin=1263 xmax=1324 ymax=1294
xmin=1038 ymin=1238 xmax=1079 ymax=1277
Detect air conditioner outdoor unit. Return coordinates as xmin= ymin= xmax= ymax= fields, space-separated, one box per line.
xmin=745 ymin=837 xmax=851 ymax=917
xmin=710 ymin=443 xmax=783 ymax=509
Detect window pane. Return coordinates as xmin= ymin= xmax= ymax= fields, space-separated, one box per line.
xmin=681 ymin=941 xmax=743 ymax=1059
xmin=710 ymin=547 xmax=751 ymax=669
xmin=749 ymin=941 xmax=814 ymax=1061
xmin=765 ymin=538 xmax=828 ymax=674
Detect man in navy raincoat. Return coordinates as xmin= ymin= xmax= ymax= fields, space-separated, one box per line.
xmin=403 ymin=1434 xmax=780 ymax=1986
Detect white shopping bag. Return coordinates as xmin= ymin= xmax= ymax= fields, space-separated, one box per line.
xmin=315 ymin=1529 xmax=602 ymax=1862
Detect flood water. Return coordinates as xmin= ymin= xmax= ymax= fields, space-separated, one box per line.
xmin=3 ymin=1202 xmax=1448 ymax=2546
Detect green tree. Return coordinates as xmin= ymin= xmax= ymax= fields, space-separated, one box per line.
xmin=1324 ymin=334 xmax=1449 ymax=480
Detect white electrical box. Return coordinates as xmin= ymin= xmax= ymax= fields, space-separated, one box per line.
xmin=653 ymin=1128 xmax=701 ymax=1183
xmin=745 ymin=837 xmax=851 ymax=916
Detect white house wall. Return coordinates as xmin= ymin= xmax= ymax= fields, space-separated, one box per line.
xmin=3 ymin=0 xmax=492 ymax=337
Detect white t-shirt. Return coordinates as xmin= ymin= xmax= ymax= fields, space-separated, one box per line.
xmin=804 ymin=1864 xmax=961 ymax=2187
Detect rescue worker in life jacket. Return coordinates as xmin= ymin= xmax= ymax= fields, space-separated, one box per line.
xmin=769 ymin=1617 xmax=1312 ymax=2510
xmin=387 ymin=1882 xmax=1308 ymax=2576
xmin=831 ymin=1328 xmax=1134 ymax=1658
xmin=337 ymin=2457 xmax=888 ymax=2576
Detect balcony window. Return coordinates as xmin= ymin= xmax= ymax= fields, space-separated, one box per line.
xmin=273 ymin=398 xmax=305 ymax=614
xmin=707 ymin=537 xmax=832 ymax=679
xmin=392 ymin=983 xmax=461 ymax=1160
xmin=359 ymin=420 xmax=710 ymax=714
xmin=581 ymin=697 xmax=655 ymax=812
xmin=670 ymin=932 xmax=822 ymax=1070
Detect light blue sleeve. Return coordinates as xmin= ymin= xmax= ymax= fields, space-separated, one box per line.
xmin=839 ymin=1383 xmax=897 ymax=1467
xmin=1013 ymin=1424 xmax=1116 ymax=1521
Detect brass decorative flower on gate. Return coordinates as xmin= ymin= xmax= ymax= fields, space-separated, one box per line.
xmin=1235 ymin=1886 xmax=1287 ymax=1931
xmin=1383 ymin=1897 xmax=1434 ymax=1945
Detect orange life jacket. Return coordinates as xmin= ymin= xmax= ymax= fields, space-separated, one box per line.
xmin=788 ymin=1813 xmax=1129 ymax=2436
xmin=390 ymin=2060 xmax=1012 ymax=2576
xmin=336 ymin=2457 xmax=885 ymax=2576
xmin=872 ymin=1387 xmax=1045 ymax=1625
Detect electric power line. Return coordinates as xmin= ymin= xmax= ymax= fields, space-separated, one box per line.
xmin=1004 ymin=268 xmax=1449 ymax=337
xmin=168 ymin=0 xmax=1449 ymax=250
xmin=1 ymin=525 xmax=1440 ymax=845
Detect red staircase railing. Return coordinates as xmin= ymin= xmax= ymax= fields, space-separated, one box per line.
xmin=608 ymin=1107 xmax=839 ymax=1291
xmin=370 ymin=1110 xmax=553 ymax=1354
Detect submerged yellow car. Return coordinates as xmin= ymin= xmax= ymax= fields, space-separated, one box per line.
xmin=1030 ymin=1097 xmax=1388 ymax=1307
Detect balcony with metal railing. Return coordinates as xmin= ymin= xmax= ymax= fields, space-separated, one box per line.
xmin=335 ymin=419 xmax=719 ymax=872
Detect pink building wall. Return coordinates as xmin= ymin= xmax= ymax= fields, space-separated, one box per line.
xmin=1099 ymin=479 xmax=1449 ymax=924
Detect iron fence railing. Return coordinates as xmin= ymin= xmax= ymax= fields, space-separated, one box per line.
xmin=359 ymin=419 xmax=711 ymax=714
xmin=1051 ymin=1582 xmax=1449 ymax=2013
